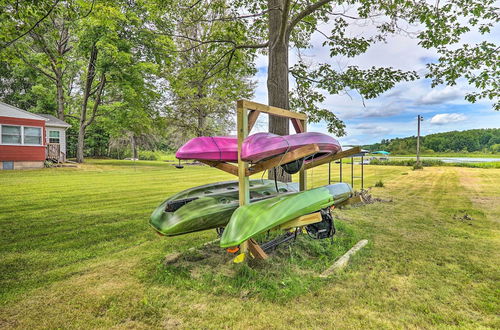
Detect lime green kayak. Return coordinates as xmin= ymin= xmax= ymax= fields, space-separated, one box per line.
xmin=150 ymin=180 xmax=298 ymax=236
xmin=220 ymin=183 xmax=353 ymax=248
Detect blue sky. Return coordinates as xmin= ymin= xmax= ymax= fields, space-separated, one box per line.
xmin=249 ymin=17 xmax=499 ymax=146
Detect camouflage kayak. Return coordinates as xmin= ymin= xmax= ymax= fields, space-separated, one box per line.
xmin=220 ymin=183 xmax=353 ymax=248
xmin=150 ymin=180 xmax=298 ymax=236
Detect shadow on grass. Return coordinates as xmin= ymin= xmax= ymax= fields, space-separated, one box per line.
xmin=144 ymin=220 xmax=363 ymax=302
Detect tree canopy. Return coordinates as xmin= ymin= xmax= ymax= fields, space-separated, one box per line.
xmin=364 ymin=128 xmax=500 ymax=154
xmin=0 ymin=0 xmax=497 ymax=163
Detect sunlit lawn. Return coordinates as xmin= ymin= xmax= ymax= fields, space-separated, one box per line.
xmin=0 ymin=160 xmax=498 ymax=328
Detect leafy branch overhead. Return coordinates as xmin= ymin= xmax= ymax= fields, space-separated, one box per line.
xmin=173 ymin=0 xmax=498 ymax=135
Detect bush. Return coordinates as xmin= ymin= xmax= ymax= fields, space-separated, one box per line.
xmin=412 ymin=163 xmax=423 ymax=170
xmin=374 ymin=180 xmax=384 ymax=187
xmin=369 ymin=159 xmax=444 ymax=167
xmin=138 ymin=150 xmax=163 ymax=161
xmin=44 ymin=160 xmax=54 ymax=168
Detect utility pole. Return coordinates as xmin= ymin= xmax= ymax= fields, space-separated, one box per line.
xmin=417 ymin=115 xmax=424 ymax=166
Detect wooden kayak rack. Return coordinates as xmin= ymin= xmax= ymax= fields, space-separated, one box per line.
xmin=201 ymin=100 xmax=361 ymax=261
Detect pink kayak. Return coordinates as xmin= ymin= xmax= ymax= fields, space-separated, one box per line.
xmin=175 ymin=132 xmax=341 ymax=163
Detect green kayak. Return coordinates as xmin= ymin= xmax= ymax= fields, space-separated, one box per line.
xmin=220 ymin=183 xmax=353 ymax=248
xmin=150 ymin=180 xmax=298 ymax=236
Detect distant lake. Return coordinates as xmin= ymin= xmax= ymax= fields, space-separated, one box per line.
xmin=390 ymin=156 xmax=500 ymax=163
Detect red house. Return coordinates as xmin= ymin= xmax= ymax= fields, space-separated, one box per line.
xmin=0 ymin=101 xmax=71 ymax=170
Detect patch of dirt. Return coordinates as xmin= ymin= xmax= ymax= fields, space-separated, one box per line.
xmin=357 ymin=189 xmax=393 ymax=205
xmin=166 ymin=242 xmax=235 ymax=275
xmin=453 ymin=212 xmax=474 ymax=222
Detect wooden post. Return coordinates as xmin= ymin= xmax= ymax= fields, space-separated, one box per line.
xmin=361 ymin=156 xmax=364 ymax=190
xmin=237 ymin=101 xmax=250 ymax=254
xmin=299 ymin=119 xmax=307 ymax=191
xmin=328 ymin=161 xmax=331 ymax=185
xmin=340 ymin=158 xmax=342 ymax=182
xmin=351 ymin=157 xmax=354 ymax=189
xmin=417 ymin=115 xmax=423 ymax=166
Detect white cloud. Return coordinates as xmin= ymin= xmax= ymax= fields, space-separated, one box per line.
xmin=417 ymin=87 xmax=463 ymax=105
xmin=429 ymin=113 xmax=467 ymax=125
xmin=352 ymin=123 xmax=391 ymax=134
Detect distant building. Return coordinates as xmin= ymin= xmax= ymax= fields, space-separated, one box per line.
xmin=0 ymin=101 xmax=71 ymax=170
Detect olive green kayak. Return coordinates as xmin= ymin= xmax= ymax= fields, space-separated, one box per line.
xmin=220 ymin=183 xmax=353 ymax=248
xmin=150 ymin=180 xmax=298 ymax=236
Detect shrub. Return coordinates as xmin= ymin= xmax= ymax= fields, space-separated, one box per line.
xmin=374 ymin=180 xmax=384 ymax=187
xmin=369 ymin=159 xmax=444 ymax=167
xmin=412 ymin=163 xmax=424 ymax=170
xmin=138 ymin=150 xmax=163 ymax=161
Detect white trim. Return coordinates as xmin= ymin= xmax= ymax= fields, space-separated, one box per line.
xmin=46 ymin=123 xmax=71 ymax=128
xmin=0 ymin=124 xmax=44 ymax=146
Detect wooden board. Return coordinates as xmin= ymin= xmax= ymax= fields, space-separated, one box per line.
xmin=248 ymin=110 xmax=260 ymax=132
xmin=299 ymin=119 xmax=307 ymax=191
xmin=237 ymin=102 xmax=250 ymax=254
xmin=278 ymin=212 xmax=322 ymax=230
xmin=237 ymin=99 xmax=307 ymax=120
xmin=248 ymin=238 xmax=268 ymax=260
xmin=303 ymin=147 xmax=361 ymax=170
xmin=319 ymin=239 xmax=368 ymax=277
xmin=291 ymin=118 xmax=304 ymax=133
xmin=199 ymin=160 xmax=243 ymax=176
xmin=247 ymin=144 xmax=319 ymax=176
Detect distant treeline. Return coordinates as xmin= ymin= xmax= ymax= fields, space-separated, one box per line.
xmin=364 ymin=128 xmax=500 ymax=154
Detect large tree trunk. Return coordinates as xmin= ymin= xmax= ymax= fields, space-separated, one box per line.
xmin=55 ymin=72 xmax=65 ymax=120
xmin=130 ymin=134 xmax=138 ymax=159
xmin=76 ymin=44 xmax=99 ymax=164
xmin=267 ymin=0 xmax=291 ymax=182
xmin=197 ymin=109 xmax=206 ymax=137
xmin=76 ymin=126 xmax=85 ymax=163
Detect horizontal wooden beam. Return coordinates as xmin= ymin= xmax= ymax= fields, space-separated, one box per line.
xmin=237 ymin=99 xmax=307 ymax=121
xmin=278 ymin=212 xmax=322 ymax=230
xmin=303 ymin=147 xmax=361 ymax=170
xmin=199 ymin=160 xmax=247 ymax=176
xmin=247 ymin=144 xmax=320 ymax=176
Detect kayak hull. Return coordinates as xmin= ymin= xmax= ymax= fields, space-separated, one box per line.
xmin=175 ymin=136 xmax=237 ymax=162
xmin=242 ymin=132 xmax=341 ymax=163
xmin=220 ymin=183 xmax=353 ymax=248
xmin=175 ymin=132 xmax=341 ymax=163
xmin=150 ymin=180 xmax=298 ymax=236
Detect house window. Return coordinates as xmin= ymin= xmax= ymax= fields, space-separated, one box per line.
xmin=1 ymin=125 xmax=22 ymax=144
xmin=49 ymin=130 xmax=60 ymax=144
xmin=24 ymin=127 xmax=42 ymax=145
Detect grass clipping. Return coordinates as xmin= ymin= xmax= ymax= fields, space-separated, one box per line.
xmin=153 ymin=221 xmax=362 ymax=302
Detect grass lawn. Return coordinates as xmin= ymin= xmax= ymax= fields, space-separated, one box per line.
xmin=0 ymin=160 xmax=498 ymax=328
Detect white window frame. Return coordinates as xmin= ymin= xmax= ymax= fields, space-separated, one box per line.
xmin=48 ymin=130 xmax=61 ymax=144
xmin=0 ymin=124 xmax=43 ymax=146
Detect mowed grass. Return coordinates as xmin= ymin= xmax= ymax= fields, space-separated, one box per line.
xmin=0 ymin=160 xmax=498 ymax=328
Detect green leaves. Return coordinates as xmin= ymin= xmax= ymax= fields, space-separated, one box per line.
xmin=290 ymin=62 xmax=418 ymax=135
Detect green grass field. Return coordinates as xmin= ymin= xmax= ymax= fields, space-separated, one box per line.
xmin=0 ymin=160 xmax=498 ymax=328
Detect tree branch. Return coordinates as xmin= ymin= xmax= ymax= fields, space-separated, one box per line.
xmin=15 ymin=47 xmax=57 ymax=81
xmin=287 ymin=0 xmax=335 ymax=36
xmin=0 ymin=0 xmax=60 ymax=50
xmin=85 ymin=73 xmax=106 ymax=128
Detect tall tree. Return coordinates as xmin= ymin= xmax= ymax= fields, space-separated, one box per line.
xmin=68 ymin=0 xmax=173 ymax=162
xmin=163 ymin=0 xmax=256 ymax=139
xmin=178 ymin=0 xmax=498 ymax=181
xmin=0 ymin=1 xmax=86 ymax=120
